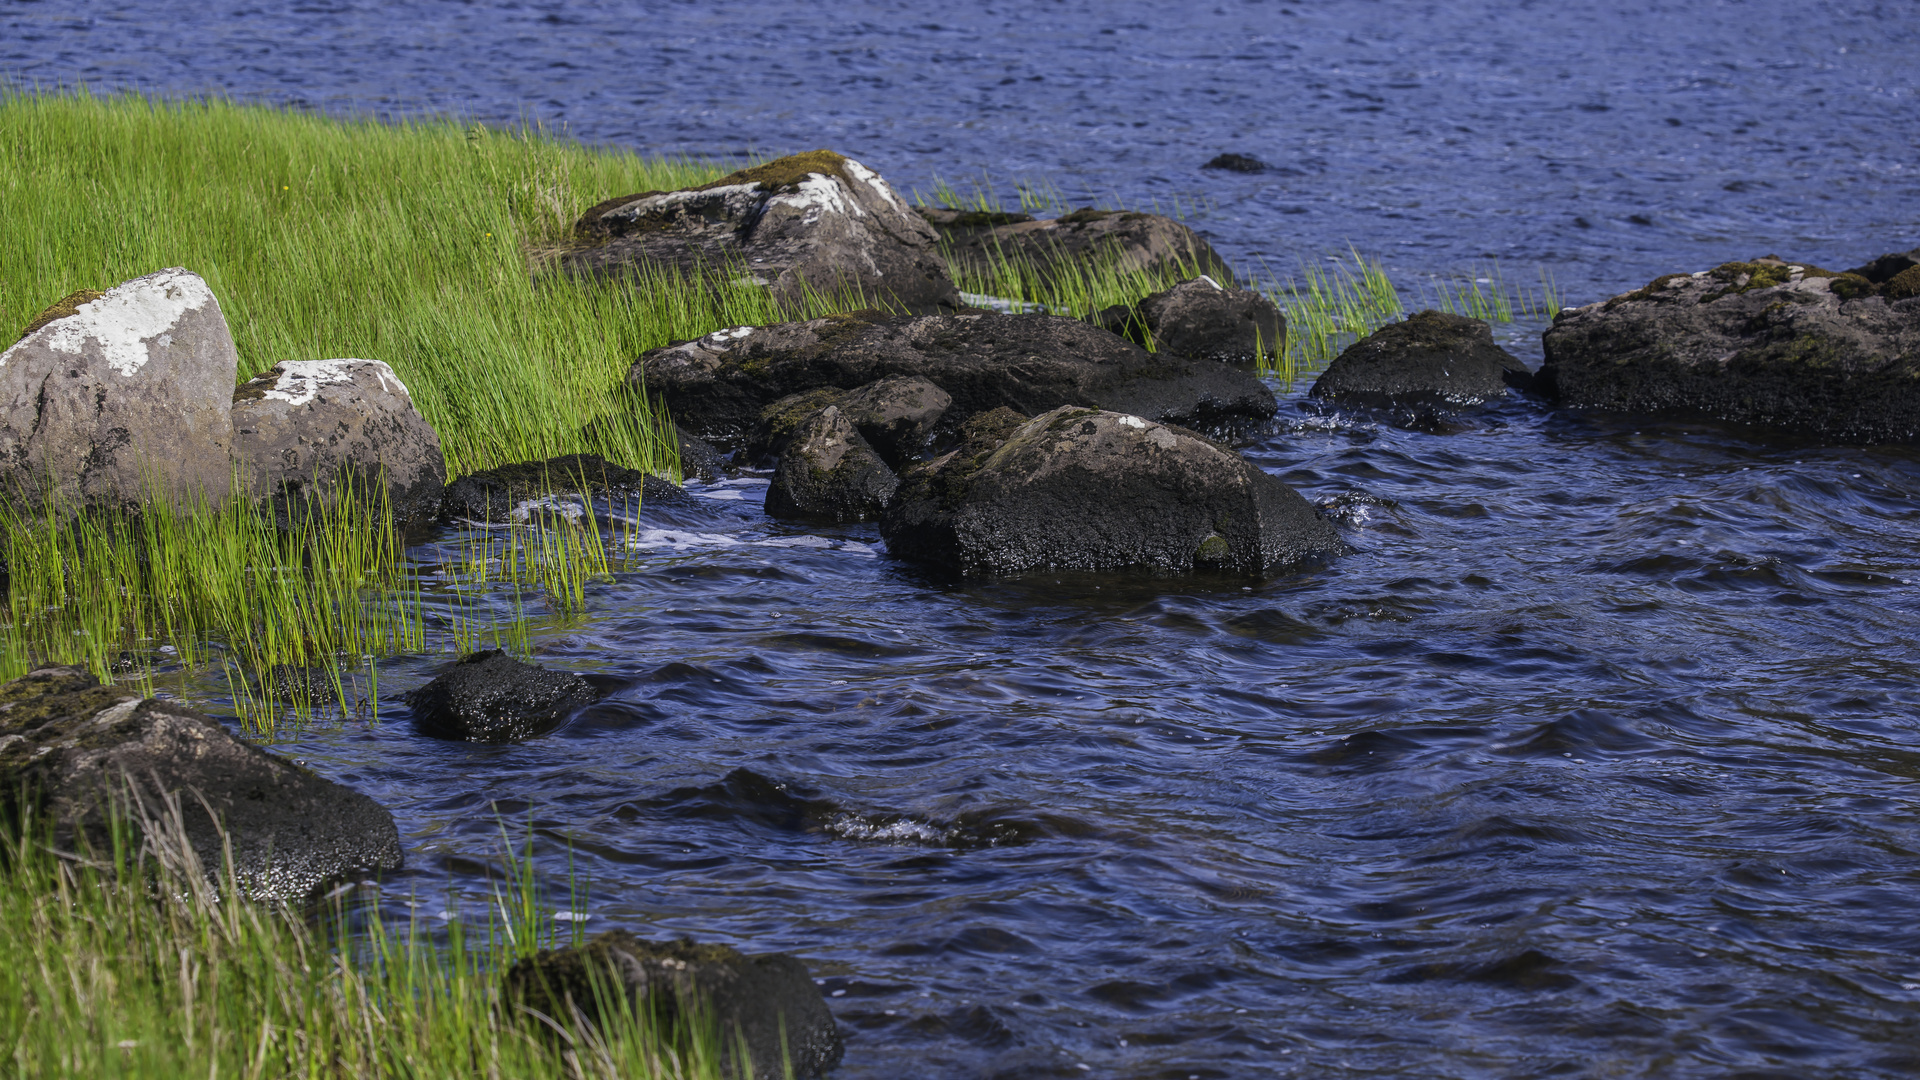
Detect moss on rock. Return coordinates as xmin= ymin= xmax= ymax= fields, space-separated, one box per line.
xmin=17 ymin=288 xmax=106 ymax=342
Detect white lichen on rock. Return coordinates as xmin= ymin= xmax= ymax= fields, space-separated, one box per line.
xmin=4 ymin=267 xmax=216 ymax=377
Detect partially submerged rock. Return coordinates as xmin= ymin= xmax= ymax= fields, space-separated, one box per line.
xmin=1094 ymin=275 xmax=1285 ymax=364
xmin=504 ymin=931 xmax=843 ymax=1080
xmin=919 ymin=206 xmax=1237 ymax=289
xmin=404 ymin=649 xmax=596 ymax=743
xmin=764 ymin=405 xmax=897 ymax=521
xmin=747 ymin=376 xmax=950 ymax=469
xmin=881 ymin=405 xmax=1342 ymax=575
xmin=0 ymin=666 xmax=402 ymax=900
xmin=231 ymin=359 xmax=446 ymax=531
xmin=440 ymin=453 xmax=673 ymax=523
xmin=631 ymin=310 xmax=1276 ymax=447
xmin=566 ymin=150 xmax=960 ymax=314
xmin=1 ymin=268 xmax=237 ymax=511
xmin=1310 ymin=310 xmax=1531 ymax=409
xmin=1537 ymin=258 xmax=1920 ymax=441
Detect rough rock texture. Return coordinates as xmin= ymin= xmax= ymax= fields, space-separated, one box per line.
xmin=440 ymin=454 xmax=674 ymax=523
xmin=505 ymin=931 xmax=843 ymax=1080
xmin=230 ymin=359 xmax=446 ymax=530
xmin=631 ymin=310 xmax=1277 ymax=448
xmin=675 ymin=425 xmax=728 ymax=482
xmin=1310 ymin=310 xmax=1531 ymax=408
xmin=404 ymin=650 xmax=596 ymax=744
xmin=0 ymin=666 xmax=402 ymax=900
xmin=881 ymin=405 xmax=1343 ymax=575
xmin=1536 ymin=259 xmax=1920 ymax=441
xmin=1 ymin=268 xmax=237 ymax=510
xmin=836 ymin=374 xmax=952 ymax=466
xmin=1095 ymin=276 xmax=1285 ymax=364
xmin=565 ymin=150 xmax=960 ymax=314
xmin=744 ymin=387 xmax=851 ymax=465
xmin=918 ymin=206 xmax=1237 ymax=289
xmin=1843 ymin=248 xmax=1920 ymax=290
xmin=765 ymin=405 xmax=897 ymax=521
xmin=1201 ymin=153 xmax=1268 ymax=174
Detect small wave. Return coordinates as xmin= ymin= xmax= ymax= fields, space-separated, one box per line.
xmin=624 ymin=528 xmax=878 ymax=556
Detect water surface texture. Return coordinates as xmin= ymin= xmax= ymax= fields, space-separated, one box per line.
xmin=9 ymin=2 xmax=1920 ymax=1077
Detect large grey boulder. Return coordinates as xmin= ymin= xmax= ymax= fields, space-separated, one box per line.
xmin=1094 ymin=275 xmax=1285 ymax=364
xmin=0 ymin=666 xmax=403 ymax=901
xmin=764 ymin=405 xmax=897 ymax=522
xmin=881 ymin=405 xmax=1343 ymax=575
xmin=566 ymin=150 xmax=960 ymax=314
xmin=631 ymin=310 xmax=1276 ymax=448
xmin=919 ymin=206 xmax=1237 ymax=289
xmin=231 ymin=359 xmax=447 ymax=530
xmin=1310 ymin=310 xmax=1531 ymax=409
xmin=504 ymin=931 xmax=843 ymax=1080
xmin=1 ymin=268 xmax=237 ymax=510
xmin=1537 ymin=257 xmax=1920 ymax=441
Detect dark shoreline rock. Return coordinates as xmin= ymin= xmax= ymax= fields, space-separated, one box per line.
xmin=1310 ymin=310 xmax=1531 ymax=409
xmin=764 ymin=405 xmax=897 ymax=522
xmin=917 ymin=205 xmax=1238 ymax=288
xmin=440 ymin=453 xmax=674 ymax=523
xmin=1094 ymin=275 xmax=1285 ymax=364
xmin=404 ymin=650 xmax=596 ymax=743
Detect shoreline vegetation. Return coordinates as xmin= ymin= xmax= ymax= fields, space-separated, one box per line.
xmin=1 ymin=89 xmax=1571 ymax=1077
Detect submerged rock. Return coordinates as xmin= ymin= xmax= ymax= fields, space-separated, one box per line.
xmin=0 ymin=666 xmax=402 ymax=900
xmin=504 ymin=930 xmax=843 ymax=1080
xmin=881 ymin=405 xmax=1343 ymax=575
xmin=440 ymin=453 xmax=673 ymax=523
xmin=918 ymin=205 xmax=1237 ymax=290
xmin=1 ymin=268 xmax=237 ymax=511
xmin=631 ymin=310 xmax=1276 ymax=447
xmin=1310 ymin=310 xmax=1531 ymax=409
xmin=231 ymin=358 xmax=447 ymax=531
xmin=1201 ymin=153 xmax=1269 ymax=173
xmin=404 ymin=649 xmax=596 ymax=743
xmin=764 ymin=405 xmax=897 ymax=522
xmin=1094 ymin=275 xmax=1285 ymax=364
xmin=565 ymin=150 xmax=960 ymax=314
xmin=1537 ymin=257 xmax=1920 ymax=441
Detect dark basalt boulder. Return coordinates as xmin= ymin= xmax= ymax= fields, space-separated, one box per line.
xmin=505 ymin=931 xmax=843 ymax=1080
xmin=563 ymin=150 xmax=960 ymax=314
xmin=0 ymin=666 xmax=402 ymax=900
xmin=1536 ymin=257 xmax=1920 ymax=441
xmin=630 ymin=310 xmax=1277 ymax=448
xmin=836 ymin=374 xmax=952 ymax=466
xmin=1310 ymin=310 xmax=1531 ymax=408
xmin=745 ymin=387 xmax=853 ymax=465
xmin=404 ymin=650 xmax=596 ymax=744
xmin=765 ymin=405 xmax=897 ymax=522
xmin=674 ymin=425 xmax=729 ymax=482
xmin=1201 ymin=153 xmax=1269 ymax=174
xmin=1094 ymin=275 xmax=1285 ymax=364
xmin=231 ymin=358 xmax=447 ymax=532
xmin=917 ymin=205 xmax=1238 ymax=289
xmin=2 ymin=268 xmax=237 ymax=512
xmin=1842 ymin=248 xmax=1920 ymax=293
xmin=440 ymin=453 xmax=675 ymax=523
xmin=881 ymin=405 xmax=1343 ymax=576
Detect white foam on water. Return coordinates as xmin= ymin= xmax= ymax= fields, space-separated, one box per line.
xmin=510 ymin=494 xmax=589 ymax=523
xmin=827 ymin=814 xmax=947 ymax=844
xmin=626 ymin=528 xmax=745 ymax=550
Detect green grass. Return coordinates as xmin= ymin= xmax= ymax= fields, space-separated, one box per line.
xmin=0 ymin=798 xmax=745 ymax=1080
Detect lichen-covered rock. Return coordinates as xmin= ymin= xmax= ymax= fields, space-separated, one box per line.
xmin=1094 ymin=275 xmax=1285 ymax=364
xmin=764 ymin=405 xmax=897 ymax=521
xmin=440 ymin=453 xmax=676 ymax=523
xmin=1310 ymin=310 xmax=1531 ymax=408
xmin=1537 ymin=258 xmax=1920 ymax=441
xmin=919 ymin=206 xmax=1237 ymax=289
xmin=404 ymin=649 xmax=596 ymax=744
xmin=566 ymin=150 xmax=960 ymax=314
xmin=631 ymin=310 xmax=1276 ymax=448
xmin=744 ymin=387 xmax=851 ymax=465
xmin=0 ymin=666 xmax=402 ymax=900
xmin=504 ymin=931 xmax=843 ymax=1080
xmin=1 ymin=268 xmax=237 ymax=510
xmin=231 ymin=359 xmax=446 ymax=530
xmin=881 ymin=405 xmax=1342 ymax=575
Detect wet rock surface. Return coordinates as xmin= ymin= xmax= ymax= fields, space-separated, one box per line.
xmin=917 ymin=205 xmax=1237 ymax=289
xmin=1 ymin=268 xmax=237 ymax=510
xmin=1094 ymin=275 xmax=1285 ymax=364
xmin=765 ymin=405 xmax=897 ymax=522
xmin=231 ymin=358 xmax=446 ymax=530
xmin=631 ymin=310 xmax=1276 ymax=447
xmin=1537 ymin=258 xmax=1920 ymax=441
xmin=505 ymin=929 xmax=844 ymax=1080
xmin=404 ymin=649 xmax=597 ymax=743
xmin=1310 ymin=309 xmax=1532 ymax=409
xmin=835 ymin=375 xmax=951 ymax=467
xmin=440 ymin=453 xmax=674 ymax=523
xmin=881 ymin=405 xmax=1342 ymax=575
xmin=564 ymin=150 xmax=960 ymax=314
xmin=0 ymin=666 xmax=401 ymax=900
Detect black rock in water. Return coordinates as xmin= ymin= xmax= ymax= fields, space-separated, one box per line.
xmin=1310 ymin=310 xmax=1531 ymax=409
xmin=1095 ymin=275 xmax=1285 ymax=364
xmin=764 ymin=405 xmax=898 ymax=522
xmin=1202 ymin=152 xmax=1268 ymax=173
xmin=0 ymin=666 xmax=402 ymax=900
xmin=504 ymin=931 xmax=844 ymax=1080
xmin=405 ymin=650 xmax=596 ymax=743
xmin=440 ymin=453 xmax=671 ymax=523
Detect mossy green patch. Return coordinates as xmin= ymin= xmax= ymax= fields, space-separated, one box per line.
xmin=1829 ymin=273 xmax=1880 ymax=302
xmin=1605 ymin=273 xmax=1692 ymax=310
xmin=1886 ymin=265 xmax=1920 ymax=301
xmin=707 ymin=149 xmax=850 ymax=194
xmin=17 ymin=288 xmax=105 ymax=342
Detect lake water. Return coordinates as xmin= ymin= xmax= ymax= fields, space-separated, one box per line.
xmin=7 ymin=3 xmax=1920 ymax=1077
